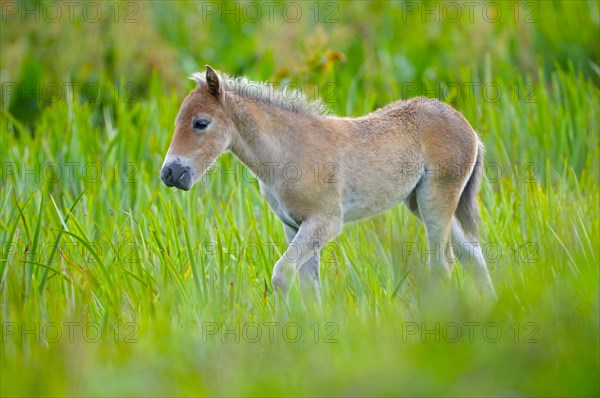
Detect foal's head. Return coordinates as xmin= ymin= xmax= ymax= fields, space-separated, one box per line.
xmin=161 ymin=65 xmax=234 ymax=190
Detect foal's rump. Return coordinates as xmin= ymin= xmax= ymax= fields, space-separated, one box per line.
xmin=398 ymin=98 xmax=483 ymax=238
xmin=410 ymin=98 xmax=483 ymax=238
xmin=341 ymin=97 xmax=482 ymax=231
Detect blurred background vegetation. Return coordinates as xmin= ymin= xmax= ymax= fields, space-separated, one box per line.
xmin=2 ymin=0 xmax=598 ymax=119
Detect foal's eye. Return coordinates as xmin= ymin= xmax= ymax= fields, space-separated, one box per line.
xmin=192 ymin=117 xmax=210 ymax=131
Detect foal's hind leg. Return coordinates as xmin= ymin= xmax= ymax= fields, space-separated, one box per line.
xmin=450 ymin=219 xmax=496 ymax=297
xmin=283 ymin=225 xmax=322 ymax=307
xmin=413 ymin=180 xmax=461 ymax=279
xmin=406 ymin=191 xmax=496 ymax=297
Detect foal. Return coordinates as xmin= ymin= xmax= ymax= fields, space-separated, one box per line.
xmin=161 ymin=66 xmax=495 ymax=303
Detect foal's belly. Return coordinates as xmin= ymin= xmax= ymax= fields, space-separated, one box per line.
xmin=342 ymin=189 xmax=407 ymax=222
xmin=341 ymin=168 xmax=424 ymax=223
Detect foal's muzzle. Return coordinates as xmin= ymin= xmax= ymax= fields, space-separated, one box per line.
xmin=161 ymin=161 xmax=192 ymax=191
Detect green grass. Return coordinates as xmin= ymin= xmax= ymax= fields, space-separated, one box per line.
xmin=1 ymin=1 xmax=599 ymax=396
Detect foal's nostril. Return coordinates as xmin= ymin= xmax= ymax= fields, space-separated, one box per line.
xmin=176 ymin=169 xmax=192 ymax=191
xmin=161 ymin=162 xmax=192 ymax=190
xmin=161 ymin=165 xmax=175 ymax=187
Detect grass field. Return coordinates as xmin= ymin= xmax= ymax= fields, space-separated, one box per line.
xmin=1 ymin=1 xmax=599 ymax=396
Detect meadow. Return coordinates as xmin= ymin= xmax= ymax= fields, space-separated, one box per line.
xmin=1 ymin=1 xmax=599 ymax=396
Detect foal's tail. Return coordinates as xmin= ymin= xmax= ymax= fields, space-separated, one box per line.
xmin=455 ymin=140 xmax=484 ymax=239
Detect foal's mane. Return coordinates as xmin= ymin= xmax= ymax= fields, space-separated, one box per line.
xmin=190 ymin=70 xmax=328 ymax=115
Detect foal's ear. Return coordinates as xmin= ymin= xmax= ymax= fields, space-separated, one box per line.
xmin=205 ymin=65 xmax=221 ymax=98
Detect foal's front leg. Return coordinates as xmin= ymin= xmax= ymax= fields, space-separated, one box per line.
xmin=272 ymin=217 xmax=342 ymax=298
xmin=283 ymin=225 xmax=322 ymax=306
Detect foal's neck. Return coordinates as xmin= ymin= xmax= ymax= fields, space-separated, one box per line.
xmin=227 ymin=95 xmax=325 ymax=183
